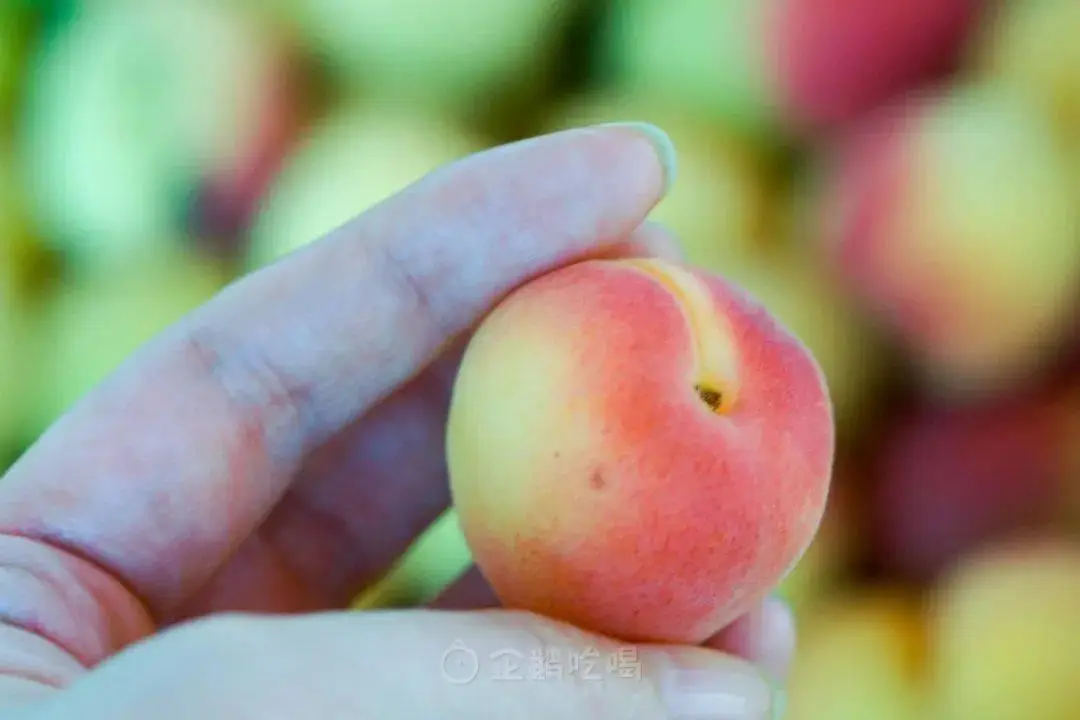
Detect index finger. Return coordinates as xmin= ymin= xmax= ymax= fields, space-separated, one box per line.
xmin=0 ymin=124 xmax=674 ymax=658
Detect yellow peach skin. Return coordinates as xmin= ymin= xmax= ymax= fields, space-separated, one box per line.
xmin=929 ymin=540 xmax=1080 ymax=720
xmin=819 ymin=86 xmax=1080 ymax=398
xmin=785 ymin=590 xmax=929 ymax=720
xmin=247 ymin=104 xmax=484 ymax=269
xmin=446 ymin=258 xmax=835 ymax=644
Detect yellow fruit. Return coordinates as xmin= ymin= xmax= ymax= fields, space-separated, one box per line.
xmin=786 ymin=590 xmax=928 ymax=720
xmin=543 ymin=92 xmax=778 ymax=273
xmin=24 ymin=246 xmax=229 ymax=435
xmin=929 ymin=540 xmax=1080 ymax=720
xmin=248 ymin=105 xmax=484 ymax=268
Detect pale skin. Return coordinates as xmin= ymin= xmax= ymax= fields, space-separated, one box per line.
xmin=0 ymin=125 xmax=793 ymax=718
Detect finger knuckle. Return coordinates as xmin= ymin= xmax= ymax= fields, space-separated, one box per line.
xmin=174 ymin=326 xmax=313 ymax=461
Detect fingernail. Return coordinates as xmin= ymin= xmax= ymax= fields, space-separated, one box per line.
xmin=657 ymin=656 xmax=776 ymax=719
xmin=597 ymin=121 xmax=678 ymax=196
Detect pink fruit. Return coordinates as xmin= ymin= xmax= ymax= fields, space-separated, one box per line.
xmin=819 ymin=85 xmax=1080 ymax=398
xmin=446 ymin=258 xmax=835 ymax=643
xmin=771 ymin=0 xmax=978 ymax=130
xmin=20 ymin=0 xmax=305 ymax=264
xmin=603 ymin=0 xmax=980 ymax=139
xmin=871 ymin=389 xmax=1074 ymax=582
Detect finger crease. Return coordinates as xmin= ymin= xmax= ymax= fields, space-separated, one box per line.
xmin=375 ymin=239 xmax=444 ymax=344
xmin=0 ymin=531 xmax=153 ymax=669
xmin=176 ymin=326 xmax=315 ymax=469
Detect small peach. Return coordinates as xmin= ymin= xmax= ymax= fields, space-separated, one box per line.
xmin=19 ymin=0 xmax=302 ymax=265
xmin=247 ymin=104 xmax=484 ymax=268
xmin=786 ymin=589 xmax=929 ymax=720
xmin=269 ymin=0 xmax=576 ymax=118
xmin=723 ymin=246 xmax=888 ymax=439
xmin=818 ymin=85 xmax=1080 ymax=398
xmin=929 ymin=539 xmax=1080 ymax=720
xmin=871 ymin=389 xmax=1074 ymax=582
xmin=600 ymin=0 xmax=978 ymax=138
xmin=446 ymin=257 xmax=835 ymax=643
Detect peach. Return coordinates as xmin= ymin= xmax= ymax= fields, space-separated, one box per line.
xmin=543 ymin=101 xmax=887 ymax=434
xmin=446 ymin=258 xmax=835 ymax=643
xmin=18 ymin=0 xmax=304 ymax=265
xmin=871 ymin=389 xmax=1075 ymax=582
xmin=929 ymin=539 xmax=1080 ymax=720
xmin=247 ymin=104 xmax=484 ymax=268
xmin=785 ymin=589 xmax=929 ymax=720
xmin=269 ymin=0 xmax=576 ymax=119
xmin=725 ymin=244 xmax=888 ymax=440
xmin=818 ymin=85 xmax=1080 ymax=398
xmin=771 ymin=0 xmax=978 ymax=132
xmin=600 ymin=0 xmax=978 ymax=139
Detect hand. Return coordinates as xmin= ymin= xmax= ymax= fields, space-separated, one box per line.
xmin=0 ymin=125 xmax=791 ymax=719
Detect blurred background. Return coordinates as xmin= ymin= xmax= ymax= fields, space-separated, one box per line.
xmin=2 ymin=0 xmax=1080 ymax=716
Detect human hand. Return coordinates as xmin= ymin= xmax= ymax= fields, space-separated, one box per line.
xmin=0 ymin=125 xmax=791 ymax=719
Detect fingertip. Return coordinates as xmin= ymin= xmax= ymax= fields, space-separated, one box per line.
xmin=759 ymin=596 xmax=797 ymax=683
xmin=649 ymin=644 xmax=779 ymax=720
xmin=593 ymin=122 xmax=678 ymax=196
xmin=341 ymin=606 xmax=783 ymax=718
xmin=706 ymin=596 xmax=797 ymax=685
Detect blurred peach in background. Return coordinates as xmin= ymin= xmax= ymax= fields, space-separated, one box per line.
xmin=2 ymin=1 xmax=1080 ymax=717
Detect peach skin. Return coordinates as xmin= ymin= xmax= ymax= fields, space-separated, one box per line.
xmin=819 ymin=86 xmax=1080 ymax=398
xmin=929 ymin=539 xmax=1080 ymax=720
xmin=446 ymin=257 xmax=835 ymax=644
xmin=601 ymin=0 xmax=978 ymax=140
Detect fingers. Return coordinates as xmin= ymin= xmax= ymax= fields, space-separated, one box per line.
xmin=433 ymin=569 xmax=796 ymax=682
xmin=50 ymin=609 xmax=778 ymax=719
xmin=173 ymin=220 xmax=684 ymax=617
xmin=0 ymin=124 xmax=674 ymax=649
xmin=706 ymin=597 xmax=797 ymax=684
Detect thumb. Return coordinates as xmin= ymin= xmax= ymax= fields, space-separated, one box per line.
xmin=46 ymin=609 xmax=779 ymax=719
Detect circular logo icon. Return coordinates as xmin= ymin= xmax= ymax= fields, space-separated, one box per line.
xmin=441 ymin=640 xmax=480 ymax=685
